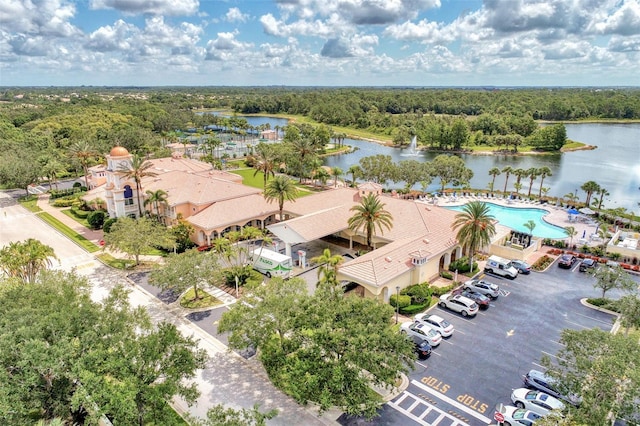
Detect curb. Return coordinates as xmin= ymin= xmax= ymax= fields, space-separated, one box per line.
xmin=579 ymin=298 xmax=622 ymax=334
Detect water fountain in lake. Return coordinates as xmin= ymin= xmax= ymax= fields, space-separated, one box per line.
xmin=402 ymin=135 xmax=419 ymax=156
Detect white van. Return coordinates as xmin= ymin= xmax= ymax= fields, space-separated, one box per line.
xmin=249 ymin=248 xmax=293 ymax=278
xmin=484 ymin=255 xmax=518 ymax=279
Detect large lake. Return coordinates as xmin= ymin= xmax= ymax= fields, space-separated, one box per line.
xmin=218 ymin=115 xmax=640 ymax=212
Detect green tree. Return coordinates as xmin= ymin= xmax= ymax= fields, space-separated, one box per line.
xmin=396 ymin=160 xmax=430 ymax=191
xmin=564 ymin=226 xmax=577 ymax=247
xmin=252 ymin=143 xmax=278 ymax=188
xmin=191 ymin=404 xmax=278 ymax=426
xmin=117 ymin=155 xmax=158 ymax=217
xmin=514 ymin=182 xmax=523 ymax=195
xmin=0 ymin=238 xmax=57 ymax=283
xmin=430 ymin=154 xmax=474 ymax=191
xmin=214 ymin=226 xmax=270 ymax=287
xmin=488 ymin=167 xmax=501 ymax=192
xmin=347 ymin=193 xmax=393 ymax=249
xmin=330 ymin=166 xmax=343 ymax=188
xmin=595 ymin=187 xmax=609 ymax=210
xmin=513 ymin=168 xmax=528 ymax=190
xmin=451 ymin=201 xmax=496 ymax=270
xmin=149 ymin=249 xmax=220 ymax=302
xmin=0 ymin=150 xmax=43 ymax=195
xmin=542 ymin=329 xmax=640 ymax=426
xmin=0 ymin=271 xmax=207 ymax=426
xmin=218 ymin=277 xmax=415 ymax=419
xmin=537 ymin=167 xmax=552 ymax=198
xmin=523 ymin=219 xmax=536 ymax=236
xmin=310 ymin=248 xmax=344 ymax=290
xmin=103 ymin=217 xmax=175 ymax=265
xmin=347 ymin=164 xmax=362 ymax=187
xmin=359 ymin=154 xmax=395 ymax=185
xmin=41 ymin=157 xmax=67 ymax=191
xmin=144 ymin=189 xmax=168 ymax=219
xmin=525 ymin=167 xmax=539 ymax=198
xmin=264 ymin=175 xmax=298 ymax=221
xmin=69 ymin=141 xmax=98 ymax=189
xmin=590 ymin=264 xmax=636 ymax=299
xmin=581 ymin=181 xmax=601 ymax=206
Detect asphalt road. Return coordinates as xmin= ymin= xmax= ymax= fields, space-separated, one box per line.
xmin=369 ymin=261 xmax=639 ymax=426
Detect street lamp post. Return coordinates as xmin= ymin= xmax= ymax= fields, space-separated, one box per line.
xmin=395 ymin=286 xmax=400 ymax=324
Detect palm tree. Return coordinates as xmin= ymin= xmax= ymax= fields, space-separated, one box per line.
xmin=514 ymin=182 xmax=523 ymax=195
xmin=144 ymin=189 xmax=168 ymax=219
xmin=581 ymin=181 xmax=601 ymax=206
xmin=253 ymin=143 xmax=278 ymax=188
xmin=69 ymin=141 xmax=98 ymax=189
xmin=526 ymin=167 xmax=539 ymax=198
xmin=118 ymin=155 xmax=157 ymax=217
xmin=488 ymin=167 xmax=501 ymax=193
xmin=313 ymin=167 xmax=330 ymax=187
xmin=310 ymin=248 xmax=344 ymax=290
xmin=564 ymin=191 xmax=579 ymax=205
xmin=347 ymin=164 xmax=362 ymax=188
xmin=501 ymin=166 xmax=513 ymax=193
xmin=537 ymin=167 xmax=552 ymax=198
xmin=0 ymin=238 xmax=58 ymax=284
xmin=331 ymin=166 xmax=343 ymax=188
xmin=42 ymin=157 xmax=66 ymax=191
xmin=513 ymin=168 xmax=528 ymax=194
xmin=264 ymin=175 xmax=298 ymax=221
xmin=564 ymin=226 xmax=577 ymax=247
xmin=523 ymin=220 xmax=536 ymax=236
xmin=347 ymin=193 xmax=393 ymax=250
xmin=451 ymin=201 xmax=496 ymax=270
xmin=596 ymin=187 xmax=609 ymax=210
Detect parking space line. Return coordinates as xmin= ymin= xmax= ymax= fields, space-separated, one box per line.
xmin=568 ymin=310 xmax=617 ymax=325
xmin=411 ymin=380 xmax=492 ymax=424
xmin=564 ymin=319 xmax=589 ymax=329
xmin=541 ymin=350 xmax=567 ymax=363
xmin=387 ymin=392 xmax=443 ymax=426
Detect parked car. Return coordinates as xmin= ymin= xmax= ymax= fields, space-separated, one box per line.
xmin=454 ymin=288 xmax=490 ymax=309
xmin=438 ymin=293 xmax=479 ymax=317
xmin=557 ymin=254 xmax=577 ymax=269
xmin=579 ymin=258 xmax=597 ymax=272
xmin=510 ymin=388 xmax=565 ymax=416
xmin=414 ymin=313 xmax=455 ymax=337
xmin=464 ymin=279 xmax=500 ymax=299
xmin=511 ymin=259 xmax=531 ymax=274
xmin=410 ymin=334 xmax=432 ymax=359
xmin=400 ymin=322 xmax=442 ymax=347
xmin=494 ymin=404 xmax=541 ymax=426
xmin=523 ymin=369 xmax=581 ymax=406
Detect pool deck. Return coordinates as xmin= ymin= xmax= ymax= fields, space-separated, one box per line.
xmin=432 ymin=195 xmax=602 ymax=248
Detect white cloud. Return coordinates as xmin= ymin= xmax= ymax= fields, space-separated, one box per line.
xmin=90 ymin=0 xmax=199 ymax=16
xmin=205 ymin=31 xmax=253 ymax=61
xmin=591 ymin=0 xmax=640 ymax=36
xmin=225 ymin=7 xmax=249 ymax=23
xmin=0 ymin=0 xmax=80 ymax=37
xmin=383 ymin=19 xmax=454 ymax=44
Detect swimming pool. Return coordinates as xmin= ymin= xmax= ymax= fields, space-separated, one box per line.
xmin=446 ymin=203 xmax=567 ymax=239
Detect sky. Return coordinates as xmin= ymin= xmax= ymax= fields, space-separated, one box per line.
xmin=1 ymin=0 xmax=639 ymax=87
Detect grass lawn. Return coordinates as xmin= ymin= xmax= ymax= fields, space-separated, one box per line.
xmin=230 ymin=167 xmax=264 ymax=189
xmin=96 ymin=252 xmax=137 ymax=269
xmin=37 ymin=212 xmax=101 ymax=253
xmin=18 ymin=196 xmax=42 ymax=213
xmin=179 ymin=287 xmax=222 ymax=309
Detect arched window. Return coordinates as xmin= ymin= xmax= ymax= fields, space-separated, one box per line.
xmin=124 ymin=185 xmax=134 ymax=206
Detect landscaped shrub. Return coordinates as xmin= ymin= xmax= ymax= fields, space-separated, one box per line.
xmin=440 ymin=271 xmax=453 ymax=280
xmin=532 ymin=255 xmax=553 ymax=271
xmin=400 ymin=301 xmax=431 ymax=315
xmin=429 ymin=283 xmax=457 ymax=297
xmin=389 ymin=294 xmax=411 ymax=309
xmin=87 ymin=211 xmax=106 ymax=230
xmin=448 ymin=257 xmax=478 ymax=274
xmin=53 ymin=198 xmax=76 ymax=207
xmin=586 ymin=298 xmax=621 ymax=313
xmin=400 ymin=283 xmax=431 ymax=304
xmin=102 ymin=217 xmax=118 ymax=233
xmin=71 ymin=206 xmax=90 ymax=219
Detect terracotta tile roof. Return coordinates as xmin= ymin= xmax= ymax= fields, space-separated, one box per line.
xmin=187 ymin=194 xmax=276 ymax=231
xmin=146 ymin=157 xmax=213 ymax=174
xmin=143 ymin=170 xmax=261 ymax=207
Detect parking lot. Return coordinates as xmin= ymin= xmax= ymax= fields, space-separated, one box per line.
xmin=374 ymin=259 xmax=640 ymax=426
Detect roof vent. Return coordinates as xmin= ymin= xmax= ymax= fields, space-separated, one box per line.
xmin=423 ymin=239 xmax=429 ymax=244
xmin=385 ymin=256 xmax=392 ymax=262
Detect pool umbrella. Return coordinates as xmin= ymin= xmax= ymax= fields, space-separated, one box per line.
xmin=579 ymin=207 xmax=595 ymax=215
xmin=567 ymin=208 xmax=580 ymax=215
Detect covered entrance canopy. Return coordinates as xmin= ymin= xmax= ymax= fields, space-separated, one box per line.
xmin=267 ymin=206 xmax=352 ymax=257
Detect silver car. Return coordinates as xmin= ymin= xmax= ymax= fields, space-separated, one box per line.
xmin=400 ymin=321 xmax=442 ymax=347
xmin=510 ymin=388 xmax=565 ymax=416
xmin=464 ymin=279 xmax=500 ymax=299
xmin=438 ymin=293 xmax=479 ymax=317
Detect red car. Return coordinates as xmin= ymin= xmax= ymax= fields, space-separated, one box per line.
xmin=558 ymin=254 xmax=577 ymax=269
xmin=453 ymin=288 xmax=490 ymax=309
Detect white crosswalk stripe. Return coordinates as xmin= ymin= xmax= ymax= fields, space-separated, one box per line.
xmin=387 ymin=391 xmax=470 ymax=426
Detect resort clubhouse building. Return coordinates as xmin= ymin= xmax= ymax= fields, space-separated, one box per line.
xmin=85 ymin=146 xmax=471 ymax=301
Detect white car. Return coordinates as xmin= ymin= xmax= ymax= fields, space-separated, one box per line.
xmin=494 ymin=404 xmax=541 ymax=426
xmin=510 ymin=388 xmax=565 ymax=417
xmin=400 ymin=321 xmax=442 ymax=347
xmin=464 ymin=279 xmax=500 ymax=299
xmin=438 ymin=293 xmax=479 ymax=317
xmin=414 ymin=313 xmax=454 ymax=337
